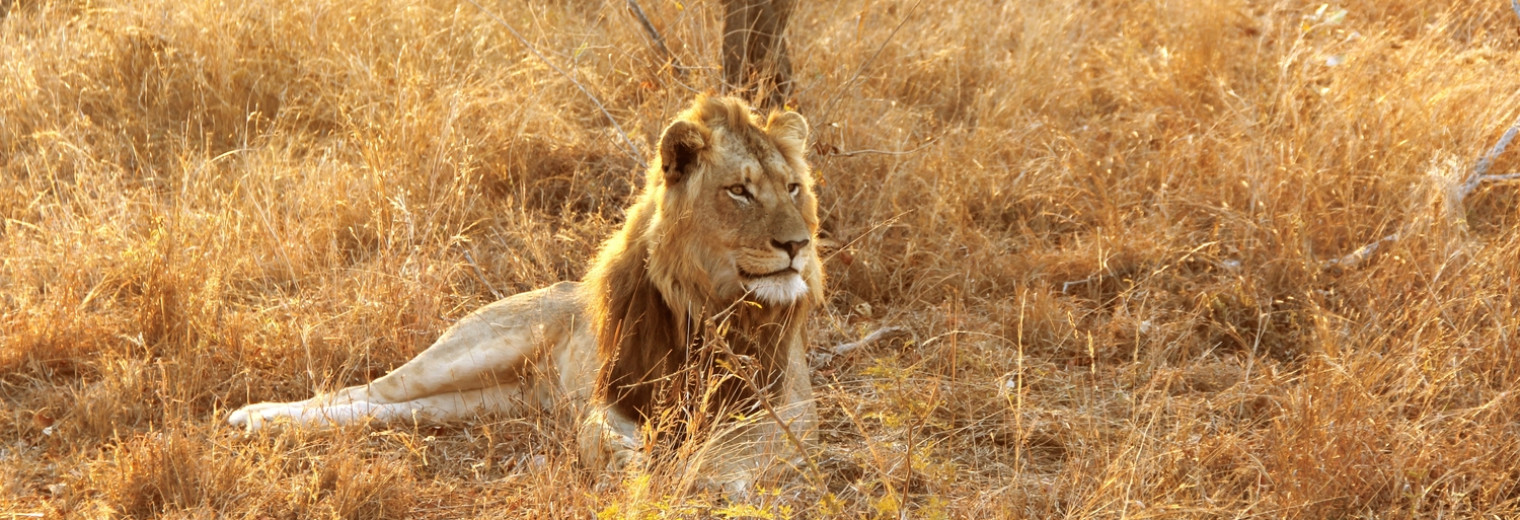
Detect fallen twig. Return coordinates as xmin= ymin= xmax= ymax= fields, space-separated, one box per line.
xmin=813 ymin=326 xmax=909 ymax=367
xmin=1061 ymin=275 xmax=1100 ymax=294
xmin=831 ymin=326 xmax=907 ymax=356
xmin=1458 ymin=172 xmax=1520 ymax=201
xmin=462 ymin=0 xmax=645 ymax=169
xmin=1459 ymin=119 xmax=1520 ymax=199
xmin=1323 ymin=232 xmax=1402 ymax=270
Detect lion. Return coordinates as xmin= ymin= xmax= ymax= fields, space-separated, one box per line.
xmin=228 ymin=95 xmax=823 ymax=491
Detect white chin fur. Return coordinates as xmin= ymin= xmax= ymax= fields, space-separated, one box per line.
xmin=744 ymin=273 xmax=808 ymax=305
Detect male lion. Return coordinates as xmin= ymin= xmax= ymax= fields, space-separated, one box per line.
xmin=229 ymin=96 xmax=822 ymax=490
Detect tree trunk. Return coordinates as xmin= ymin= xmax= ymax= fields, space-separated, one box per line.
xmin=721 ymin=0 xmax=796 ymax=108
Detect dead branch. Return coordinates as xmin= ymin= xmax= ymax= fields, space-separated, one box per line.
xmin=1460 ymin=120 xmax=1520 ymax=199
xmin=462 ymin=0 xmax=646 ymax=169
xmin=1323 ymin=232 xmax=1402 ymax=270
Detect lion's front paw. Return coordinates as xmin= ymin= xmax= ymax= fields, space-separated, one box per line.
xmin=227 ymin=400 xmax=307 ymax=432
xmin=227 ymin=408 xmax=250 ymax=428
xmin=605 ymin=439 xmax=648 ymax=474
xmin=577 ymin=406 xmax=646 ymax=475
xmin=691 ymin=474 xmax=756 ymax=500
xmin=591 ymin=424 xmax=646 ymax=475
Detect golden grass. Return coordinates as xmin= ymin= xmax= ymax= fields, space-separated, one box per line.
xmin=3 ymin=0 xmax=1520 ymax=517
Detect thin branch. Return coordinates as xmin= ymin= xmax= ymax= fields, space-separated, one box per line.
xmin=462 ymin=0 xmax=645 ymax=169
xmin=812 ymin=326 xmax=912 ymax=368
xmin=1471 ymin=117 xmax=1519 ymax=177
xmin=626 ymin=0 xmax=686 ymax=77
xmin=461 ymin=248 xmax=504 ymax=300
xmin=1459 ymin=172 xmax=1520 ymax=201
xmin=1479 ymin=172 xmax=1520 ymax=183
xmin=1060 ymin=274 xmax=1101 ymax=294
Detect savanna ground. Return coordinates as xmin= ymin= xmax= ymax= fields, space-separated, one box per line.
xmin=3 ymin=0 xmax=1520 ymax=517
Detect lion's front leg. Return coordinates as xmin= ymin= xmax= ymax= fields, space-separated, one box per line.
xmin=691 ymin=339 xmax=820 ymax=494
xmin=682 ymin=399 xmax=816 ymax=496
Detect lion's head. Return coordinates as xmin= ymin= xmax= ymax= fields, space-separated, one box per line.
xmin=585 ymin=95 xmax=822 ymax=422
xmin=646 ymin=96 xmax=823 ymax=308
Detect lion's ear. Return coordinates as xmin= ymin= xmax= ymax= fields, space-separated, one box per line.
xmin=767 ymin=111 xmax=809 ymax=155
xmin=659 ymin=120 xmax=706 ymax=185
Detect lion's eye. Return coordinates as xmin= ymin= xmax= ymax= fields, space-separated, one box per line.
xmin=788 ymin=183 xmax=801 ymax=197
xmin=726 ymin=185 xmax=751 ymax=200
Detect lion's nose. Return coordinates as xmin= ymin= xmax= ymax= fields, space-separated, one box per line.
xmin=772 ymin=238 xmax=809 ymax=258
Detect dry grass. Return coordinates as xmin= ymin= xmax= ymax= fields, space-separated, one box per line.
xmin=3 ymin=0 xmax=1520 ymax=517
